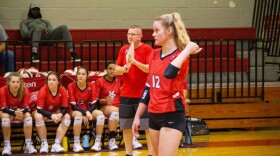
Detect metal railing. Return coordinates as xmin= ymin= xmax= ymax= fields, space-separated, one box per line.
xmin=253 ymin=0 xmax=280 ymax=57
xmin=80 ymin=40 xmax=123 ymax=71
xmin=1 ymin=39 xmax=265 ymax=104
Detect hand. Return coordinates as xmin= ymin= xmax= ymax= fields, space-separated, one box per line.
xmin=83 ymin=116 xmax=89 ymax=125
xmin=185 ymin=99 xmax=190 ymax=114
xmin=14 ymin=114 xmax=24 ymax=122
xmin=128 ymin=55 xmax=136 ymax=64
xmin=56 ymin=113 xmax=63 ymax=122
xmin=15 ymin=108 xmax=23 ymax=117
xmin=132 ymin=117 xmax=140 ymax=138
xmin=185 ymin=42 xmax=202 ymax=55
xmin=51 ymin=114 xmax=60 ymax=123
xmin=106 ymin=96 xmax=114 ymax=105
xmin=86 ymin=111 xmax=92 ymax=120
xmin=44 ymin=28 xmax=49 ymax=35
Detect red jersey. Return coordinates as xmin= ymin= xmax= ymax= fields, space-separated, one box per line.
xmin=95 ymin=76 xmax=122 ymax=107
xmin=116 ymin=43 xmax=152 ymax=98
xmin=68 ymin=81 xmax=96 ymax=110
xmin=147 ymin=48 xmax=190 ymax=113
xmin=0 ymin=86 xmax=30 ymax=110
xmin=37 ymin=85 xmax=68 ymax=112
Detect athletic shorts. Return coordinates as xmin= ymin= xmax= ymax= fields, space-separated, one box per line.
xmin=119 ymin=97 xmax=149 ymax=130
xmin=149 ymin=111 xmax=186 ymax=134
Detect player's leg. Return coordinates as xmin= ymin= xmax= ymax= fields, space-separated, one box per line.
xmin=158 ymin=111 xmax=186 ymax=156
xmin=1 ymin=112 xmax=12 ymax=155
xmin=90 ymin=109 xmax=105 ymax=151
xmin=71 ymin=111 xmax=84 ymax=152
xmin=23 ymin=112 xmax=37 ymax=154
xmin=33 ymin=111 xmax=48 ymax=153
xmin=51 ymin=113 xmax=71 ymax=153
xmin=119 ymin=98 xmax=136 ymax=155
xmin=100 ymin=105 xmax=119 ymax=150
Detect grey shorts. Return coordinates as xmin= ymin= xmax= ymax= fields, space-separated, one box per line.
xmin=119 ymin=97 xmax=149 ymax=130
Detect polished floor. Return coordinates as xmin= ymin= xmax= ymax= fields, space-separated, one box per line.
xmin=4 ymin=128 xmax=280 ymax=156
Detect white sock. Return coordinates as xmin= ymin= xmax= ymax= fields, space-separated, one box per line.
xmin=25 ymin=139 xmax=32 ymax=145
xmin=95 ymin=135 xmax=102 ymax=142
xmin=55 ymin=138 xmax=61 ymax=144
xmin=74 ymin=136 xmax=80 ymax=144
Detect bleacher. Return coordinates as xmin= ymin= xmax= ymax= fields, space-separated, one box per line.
xmin=1 ymin=27 xmax=280 ymax=132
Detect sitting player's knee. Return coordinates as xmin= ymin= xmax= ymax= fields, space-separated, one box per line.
xmin=61 ymin=118 xmax=71 ymax=127
xmin=24 ymin=116 xmax=33 ymax=127
xmin=96 ymin=115 xmax=105 ymax=125
xmin=35 ymin=120 xmax=45 ymax=127
xmin=73 ymin=116 xmax=83 ymax=125
xmin=109 ymin=112 xmax=119 ymax=121
xmin=2 ymin=118 xmax=11 ymax=127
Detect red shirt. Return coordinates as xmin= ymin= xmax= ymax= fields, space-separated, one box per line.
xmin=95 ymin=76 xmax=122 ymax=107
xmin=116 ymin=43 xmax=152 ymax=98
xmin=68 ymin=81 xmax=96 ymax=110
xmin=147 ymin=48 xmax=190 ymax=113
xmin=0 ymin=86 xmax=30 ymax=110
xmin=37 ymin=85 xmax=68 ymax=112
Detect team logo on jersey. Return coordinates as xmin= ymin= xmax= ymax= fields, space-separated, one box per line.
xmin=49 ymin=105 xmax=53 ymax=110
xmin=77 ymin=100 xmax=85 ymax=105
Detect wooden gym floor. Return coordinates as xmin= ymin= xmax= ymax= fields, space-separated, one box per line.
xmin=5 ymin=127 xmax=280 ymax=156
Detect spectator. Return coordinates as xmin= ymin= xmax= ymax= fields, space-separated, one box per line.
xmin=132 ymin=12 xmax=201 ymax=156
xmin=114 ymin=25 xmax=153 ymax=156
xmin=95 ymin=62 xmax=121 ymax=150
xmin=68 ymin=66 xmax=105 ymax=152
xmin=0 ymin=24 xmax=15 ymax=72
xmin=20 ymin=2 xmax=80 ymax=63
xmin=33 ymin=72 xmax=71 ymax=153
xmin=0 ymin=72 xmax=37 ymax=155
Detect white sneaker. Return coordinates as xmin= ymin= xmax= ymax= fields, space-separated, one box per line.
xmin=132 ymin=138 xmax=142 ymax=149
xmin=108 ymin=138 xmax=118 ymax=150
xmin=50 ymin=143 xmax=64 ymax=153
xmin=2 ymin=145 xmax=12 ymax=156
xmin=73 ymin=143 xmax=84 ymax=153
xmin=90 ymin=141 xmax=101 ymax=151
xmin=39 ymin=142 xmax=49 ymax=153
xmin=24 ymin=143 xmax=37 ymax=154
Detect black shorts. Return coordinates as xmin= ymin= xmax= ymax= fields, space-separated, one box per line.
xmin=149 ymin=111 xmax=186 ymax=134
xmin=119 ymin=97 xmax=149 ymax=130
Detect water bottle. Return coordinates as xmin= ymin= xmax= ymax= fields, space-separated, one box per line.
xmin=61 ymin=136 xmax=68 ymax=151
xmin=82 ymin=134 xmax=90 ymax=150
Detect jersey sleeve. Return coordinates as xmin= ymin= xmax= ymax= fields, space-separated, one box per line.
xmin=37 ymin=86 xmax=46 ymax=109
xmin=0 ymin=87 xmax=7 ymax=109
xmin=22 ymin=87 xmax=31 ymax=108
xmin=60 ymin=87 xmax=69 ymax=108
xmin=67 ymin=82 xmax=76 ymax=105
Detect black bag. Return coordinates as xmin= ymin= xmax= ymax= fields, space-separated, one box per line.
xmin=187 ymin=118 xmax=209 ymax=136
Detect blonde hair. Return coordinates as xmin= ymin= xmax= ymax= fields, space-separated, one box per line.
xmin=6 ymin=72 xmax=25 ymax=101
xmin=155 ymin=12 xmax=190 ymax=50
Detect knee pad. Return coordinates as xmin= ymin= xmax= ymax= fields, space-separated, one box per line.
xmin=24 ymin=117 xmax=33 ymax=127
xmin=96 ymin=115 xmax=105 ymax=125
xmin=73 ymin=116 xmax=83 ymax=125
xmin=109 ymin=112 xmax=119 ymax=121
xmin=35 ymin=120 xmax=45 ymax=127
xmin=61 ymin=118 xmax=71 ymax=127
xmin=2 ymin=118 xmax=11 ymax=127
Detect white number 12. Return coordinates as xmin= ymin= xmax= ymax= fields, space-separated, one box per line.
xmin=152 ymin=75 xmax=160 ymax=88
